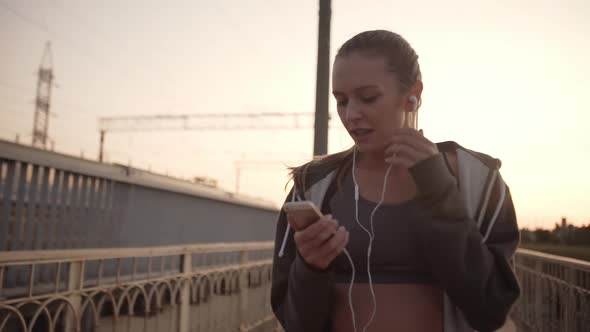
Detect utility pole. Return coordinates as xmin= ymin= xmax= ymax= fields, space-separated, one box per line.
xmin=99 ymin=130 xmax=105 ymax=162
xmin=32 ymin=42 xmax=54 ymax=149
xmin=313 ymin=0 xmax=331 ymax=157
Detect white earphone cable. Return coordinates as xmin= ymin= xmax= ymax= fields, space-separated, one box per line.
xmin=344 ymin=96 xmax=416 ymax=331
xmin=349 ymin=147 xmax=393 ymax=332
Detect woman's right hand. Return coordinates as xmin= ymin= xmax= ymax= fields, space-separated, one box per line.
xmin=288 ymin=214 xmax=350 ymax=270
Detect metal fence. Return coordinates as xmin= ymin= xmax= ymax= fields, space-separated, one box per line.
xmin=0 ymin=241 xmax=279 ymax=332
xmin=511 ymin=248 xmax=590 ymax=332
xmin=0 ymin=158 xmax=122 ymax=250
xmin=2 ymin=244 xmax=590 ymax=332
xmin=0 ymin=139 xmax=278 ymax=251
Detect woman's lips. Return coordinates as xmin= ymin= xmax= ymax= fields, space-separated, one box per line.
xmin=349 ymin=128 xmax=374 ymax=141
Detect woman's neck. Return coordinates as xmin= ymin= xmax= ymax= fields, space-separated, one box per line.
xmin=355 ymin=149 xmax=391 ymax=173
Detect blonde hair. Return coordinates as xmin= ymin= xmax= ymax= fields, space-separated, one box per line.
xmin=287 ymin=148 xmax=354 ymax=194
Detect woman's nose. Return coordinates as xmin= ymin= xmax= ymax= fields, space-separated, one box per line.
xmin=345 ymin=103 xmax=362 ymax=120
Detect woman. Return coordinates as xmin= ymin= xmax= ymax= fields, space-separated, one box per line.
xmin=271 ymin=30 xmax=520 ymax=332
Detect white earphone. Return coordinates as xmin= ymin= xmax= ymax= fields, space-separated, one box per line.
xmin=343 ymin=95 xmax=418 ymax=332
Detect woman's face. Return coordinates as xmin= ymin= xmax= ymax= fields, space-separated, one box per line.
xmin=332 ymin=53 xmax=409 ymax=154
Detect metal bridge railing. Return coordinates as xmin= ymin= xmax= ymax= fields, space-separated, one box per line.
xmin=0 ymin=241 xmax=279 ymax=332
xmin=2 ymin=243 xmax=590 ymax=332
xmin=511 ymin=248 xmax=590 ymax=332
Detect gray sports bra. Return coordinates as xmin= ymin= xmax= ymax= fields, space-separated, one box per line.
xmin=329 ymin=173 xmax=436 ymax=284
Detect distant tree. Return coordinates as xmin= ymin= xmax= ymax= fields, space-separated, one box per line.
xmin=520 ymin=228 xmax=533 ymax=243
xmin=519 ymin=219 xmax=590 ymax=246
xmin=534 ymin=228 xmax=558 ymax=244
xmin=572 ymin=224 xmax=590 ymax=246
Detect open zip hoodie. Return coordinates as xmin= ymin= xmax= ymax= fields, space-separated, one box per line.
xmin=270 ymin=141 xmax=521 ymax=332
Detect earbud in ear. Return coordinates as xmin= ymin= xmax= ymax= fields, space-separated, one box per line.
xmin=404 ymin=95 xmax=419 ymax=129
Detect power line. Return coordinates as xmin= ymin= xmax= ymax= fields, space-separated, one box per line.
xmin=47 ymin=0 xmax=174 ymax=103
xmin=52 ymin=105 xmax=95 ymax=119
xmin=98 ymin=112 xmax=319 ymax=133
xmin=0 ymin=127 xmax=20 ymax=135
xmin=96 ymin=111 xmax=340 ymax=162
xmin=0 ymin=93 xmax=33 ymax=105
xmin=0 ymin=0 xmax=49 ymax=32
xmin=1 ymin=79 xmax=103 ymax=123
xmin=0 ymin=80 xmax=31 ymax=95
xmin=0 ymin=114 xmax=30 ymax=145
xmin=52 ymin=2 xmax=178 ymax=111
xmin=0 ymin=86 xmax=95 ymax=122
xmin=48 ymin=0 xmax=137 ymax=60
xmin=0 ymin=104 xmax=30 ymax=115
xmin=27 ymin=2 xmax=178 ymax=115
xmin=0 ymin=1 xmax=141 ymax=84
xmin=1 ymin=1 xmax=175 ymax=125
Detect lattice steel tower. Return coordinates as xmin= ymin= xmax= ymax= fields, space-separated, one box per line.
xmin=32 ymin=42 xmax=54 ymax=148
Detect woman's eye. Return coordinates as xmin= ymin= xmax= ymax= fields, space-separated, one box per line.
xmin=361 ymin=95 xmax=378 ymax=104
xmin=336 ymin=100 xmax=348 ymax=107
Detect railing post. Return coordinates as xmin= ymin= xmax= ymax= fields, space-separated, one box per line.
xmin=534 ymin=258 xmax=544 ymax=332
xmin=239 ymin=250 xmax=249 ymax=331
xmin=65 ymin=260 xmax=83 ymax=332
xmin=179 ymin=253 xmax=191 ymax=332
xmin=564 ymin=264 xmax=576 ymax=332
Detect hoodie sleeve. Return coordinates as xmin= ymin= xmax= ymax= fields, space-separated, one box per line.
xmin=270 ymin=189 xmax=335 ymax=332
xmin=408 ymin=153 xmax=521 ymax=332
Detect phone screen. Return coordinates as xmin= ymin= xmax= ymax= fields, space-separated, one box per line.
xmin=284 ymin=202 xmax=323 ymax=231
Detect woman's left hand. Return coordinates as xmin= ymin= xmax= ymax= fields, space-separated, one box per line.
xmin=384 ymin=128 xmax=439 ymax=168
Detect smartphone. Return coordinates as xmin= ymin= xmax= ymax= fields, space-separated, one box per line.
xmin=283 ymin=201 xmax=323 ymax=231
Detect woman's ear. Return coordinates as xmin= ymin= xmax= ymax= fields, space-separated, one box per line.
xmin=405 ymin=80 xmax=423 ymax=112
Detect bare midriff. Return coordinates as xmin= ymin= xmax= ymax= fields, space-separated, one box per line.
xmin=331 ymin=283 xmax=444 ymax=332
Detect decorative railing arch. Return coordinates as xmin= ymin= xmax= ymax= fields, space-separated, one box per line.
xmin=0 ymin=242 xmax=279 ymax=332
xmin=4 ymin=243 xmax=588 ymax=331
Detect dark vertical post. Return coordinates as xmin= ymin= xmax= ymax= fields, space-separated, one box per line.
xmin=313 ymin=0 xmax=331 ymax=156
xmin=99 ymin=130 xmax=105 ymax=162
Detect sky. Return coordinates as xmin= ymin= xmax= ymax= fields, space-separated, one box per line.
xmin=1 ymin=0 xmax=589 ymax=229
